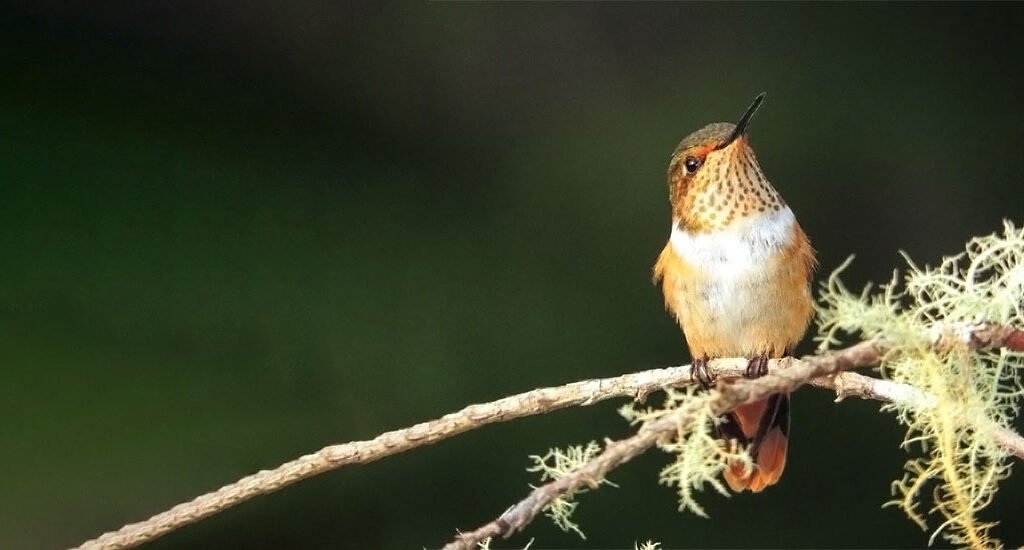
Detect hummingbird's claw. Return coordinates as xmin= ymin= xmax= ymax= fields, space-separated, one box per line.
xmin=745 ymin=353 xmax=770 ymax=378
xmin=692 ymin=355 xmax=714 ymax=389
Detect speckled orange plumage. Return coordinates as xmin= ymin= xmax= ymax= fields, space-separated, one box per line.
xmin=653 ymin=98 xmax=815 ymax=492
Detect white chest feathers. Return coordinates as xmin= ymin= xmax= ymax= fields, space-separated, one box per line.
xmin=670 ymin=206 xmax=796 ymax=281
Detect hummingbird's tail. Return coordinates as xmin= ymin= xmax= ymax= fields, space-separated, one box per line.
xmin=720 ymin=393 xmax=790 ymax=492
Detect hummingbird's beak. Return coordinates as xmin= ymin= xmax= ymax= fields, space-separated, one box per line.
xmin=716 ymin=92 xmax=766 ymax=150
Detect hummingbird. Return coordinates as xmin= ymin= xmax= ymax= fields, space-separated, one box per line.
xmin=652 ymin=93 xmax=816 ymax=492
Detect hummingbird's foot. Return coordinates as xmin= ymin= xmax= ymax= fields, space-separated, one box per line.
xmin=745 ymin=353 xmax=770 ymax=378
xmin=692 ymin=355 xmax=714 ymax=389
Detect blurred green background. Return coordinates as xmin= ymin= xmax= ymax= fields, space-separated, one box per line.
xmin=3 ymin=3 xmax=1024 ymax=549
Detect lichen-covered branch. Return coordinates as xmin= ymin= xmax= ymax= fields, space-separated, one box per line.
xmin=74 ymin=326 xmax=1024 ymax=550
xmin=445 ymin=327 xmax=1024 ymax=550
xmin=442 ymin=341 xmax=883 ymax=550
xmin=817 ymin=223 xmax=1024 ymax=549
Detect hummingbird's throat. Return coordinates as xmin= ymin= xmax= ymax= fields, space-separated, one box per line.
xmin=673 ymin=142 xmax=786 ymax=232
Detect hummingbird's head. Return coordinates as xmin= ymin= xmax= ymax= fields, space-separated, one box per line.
xmin=666 ymin=93 xmax=785 ymax=232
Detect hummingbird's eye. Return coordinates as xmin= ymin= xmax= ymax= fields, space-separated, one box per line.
xmin=684 ymin=156 xmax=702 ymax=174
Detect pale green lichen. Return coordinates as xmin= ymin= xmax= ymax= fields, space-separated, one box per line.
xmin=815 ymin=221 xmax=1024 ymax=549
xmin=526 ymin=441 xmax=612 ymax=539
xmin=620 ymin=387 xmax=752 ymax=518
xmin=528 ymin=387 xmax=750 ymax=538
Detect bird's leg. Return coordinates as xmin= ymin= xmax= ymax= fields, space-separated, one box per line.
xmin=692 ymin=354 xmax=714 ymax=389
xmin=745 ymin=352 xmax=769 ymax=378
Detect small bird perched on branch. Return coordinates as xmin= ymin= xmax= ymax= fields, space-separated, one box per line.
xmin=653 ymin=93 xmax=816 ymax=492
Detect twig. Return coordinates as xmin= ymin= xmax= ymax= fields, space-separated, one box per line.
xmin=814 ymin=371 xmax=1024 ymax=458
xmin=932 ymin=322 xmax=1024 ymax=352
xmin=74 ymin=324 xmax=1024 ymax=550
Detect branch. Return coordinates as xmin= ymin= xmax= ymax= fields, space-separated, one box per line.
xmin=70 ymin=361 xmax=756 ymax=549
xmin=73 ymin=357 xmax=754 ymax=548
xmin=75 ymin=325 xmax=1024 ymax=550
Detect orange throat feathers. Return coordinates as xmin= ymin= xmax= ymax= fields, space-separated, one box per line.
xmin=670 ymin=135 xmax=786 ymax=233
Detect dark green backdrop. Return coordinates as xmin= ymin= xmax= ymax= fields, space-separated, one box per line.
xmin=3 ymin=4 xmax=1023 ymax=549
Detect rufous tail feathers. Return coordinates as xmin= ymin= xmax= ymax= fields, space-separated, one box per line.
xmin=720 ymin=393 xmax=789 ymax=492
